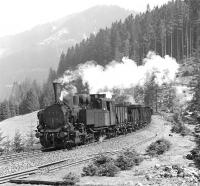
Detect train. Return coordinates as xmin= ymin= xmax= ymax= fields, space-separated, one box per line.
xmin=35 ymin=82 xmax=153 ymax=149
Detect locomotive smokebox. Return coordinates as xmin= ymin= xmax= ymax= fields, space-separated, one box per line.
xmin=53 ymin=81 xmax=61 ymax=103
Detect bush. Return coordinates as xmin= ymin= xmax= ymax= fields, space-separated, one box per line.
xmin=171 ymin=124 xmax=191 ymax=136
xmin=180 ymin=126 xmax=191 ymax=136
xmin=115 ymin=149 xmax=143 ymax=170
xmin=82 ymin=164 xmax=98 ymax=176
xmin=146 ymin=138 xmax=171 ymax=156
xmin=62 ymin=172 xmax=80 ymax=185
xmin=82 ymin=155 xmax=119 ymax=177
xmin=12 ymin=130 xmax=24 ymax=152
xmin=193 ymin=155 xmax=200 ymax=168
xmin=96 ymin=162 xmax=119 ymax=176
xmin=191 ymin=148 xmax=200 ymax=157
xmin=93 ymin=154 xmax=114 ymax=166
xmin=115 ymin=154 xmax=134 ymax=170
xmin=171 ymin=113 xmax=191 ymax=136
xmin=189 ymin=148 xmax=200 ymax=168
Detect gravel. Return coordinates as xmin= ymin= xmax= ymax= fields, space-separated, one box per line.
xmin=0 ymin=119 xmax=156 ymax=177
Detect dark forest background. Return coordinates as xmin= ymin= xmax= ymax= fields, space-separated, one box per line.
xmin=0 ymin=0 xmax=200 ymax=121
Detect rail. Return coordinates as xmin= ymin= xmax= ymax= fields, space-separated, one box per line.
xmin=0 ymin=133 xmax=157 ymax=184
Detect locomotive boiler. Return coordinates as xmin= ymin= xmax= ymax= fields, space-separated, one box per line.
xmin=35 ymin=82 xmax=152 ymax=149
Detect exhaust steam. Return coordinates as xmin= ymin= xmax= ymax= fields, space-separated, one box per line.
xmin=57 ymin=51 xmax=179 ymax=101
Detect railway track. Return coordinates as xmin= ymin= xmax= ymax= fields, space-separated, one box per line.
xmin=0 ymin=124 xmax=150 ymax=166
xmin=45 ymin=133 xmax=157 ymax=173
xmin=0 ymin=121 xmax=156 ymax=184
xmin=0 ymin=133 xmax=157 ymax=184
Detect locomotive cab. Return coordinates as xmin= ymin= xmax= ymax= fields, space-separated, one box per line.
xmin=86 ymin=95 xmax=116 ymax=128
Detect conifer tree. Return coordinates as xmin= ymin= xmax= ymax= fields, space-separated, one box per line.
xmin=15 ymin=104 xmax=19 ymax=116
xmin=12 ymin=130 xmax=24 ymax=153
xmin=57 ymin=52 xmax=66 ymax=75
xmin=40 ymin=68 xmax=57 ymax=108
xmin=0 ymin=101 xmax=11 ymax=120
xmin=19 ymin=89 xmax=40 ymax=114
xmin=0 ymin=129 xmax=5 ymax=153
xmin=9 ymin=101 xmax=16 ymax=117
xmin=144 ymin=75 xmax=158 ymax=112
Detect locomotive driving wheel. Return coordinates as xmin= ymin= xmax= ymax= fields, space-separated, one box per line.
xmin=39 ymin=135 xmax=52 ymax=148
xmin=63 ymin=140 xmax=73 ymax=150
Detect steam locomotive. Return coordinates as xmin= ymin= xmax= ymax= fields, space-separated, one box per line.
xmin=35 ymin=82 xmax=152 ymax=149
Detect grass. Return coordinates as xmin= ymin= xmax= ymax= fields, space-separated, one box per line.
xmin=146 ymin=138 xmax=171 ymax=156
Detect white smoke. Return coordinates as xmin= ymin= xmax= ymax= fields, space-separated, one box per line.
xmin=59 ymin=84 xmax=77 ymax=101
xmin=59 ymin=51 xmax=179 ymax=98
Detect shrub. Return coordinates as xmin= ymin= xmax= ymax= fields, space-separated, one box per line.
xmin=96 ymin=162 xmax=119 ymax=176
xmin=146 ymin=138 xmax=171 ymax=156
xmin=193 ymin=155 xmax=200 ymax=168
xmin=82 ymin=164 xmax=98 ymax=176
xmin=171 ymin=113 xmax=191 ymax=136
xmin=93 ymin=154 xmax=114 ymax=166
xmin=12 ymin=130 xmax=24 ymax=152
xmin=115 ymin=154 xmax=134 ymax=170
xmin=180 ymin=126 xmax=191 ymax=136
xmin=62 ymin=172 xmax=80 ymax=185
xmin=115 ymin=149 xmax=143 ymax=170
xmin=189 ymin=148 xmax=200 ymax=168
xmin=171 ymin=124 xmax=191 ymax=136
xmin=82 ymin=155 xmax=119 ymax=177
xmin=191 ymin=148 xmax=200 ymax=157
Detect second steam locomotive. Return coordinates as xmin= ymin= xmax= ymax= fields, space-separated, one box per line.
xmin=35 ymin=82 xmax=152 ymax=149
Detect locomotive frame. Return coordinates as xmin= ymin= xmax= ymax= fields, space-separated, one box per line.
xmin=35 ymin=82 xmax=152 ymax=149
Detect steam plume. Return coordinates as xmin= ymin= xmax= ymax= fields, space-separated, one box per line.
xmin=58 ymin=52 xmax=179 ymax=98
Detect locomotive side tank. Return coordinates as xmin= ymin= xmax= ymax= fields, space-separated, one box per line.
xmin=35 ymin=82 xmax=153 ymax=149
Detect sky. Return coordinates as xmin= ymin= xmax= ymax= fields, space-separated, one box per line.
xmin=0 ymin=0 xmax=172 ymax=38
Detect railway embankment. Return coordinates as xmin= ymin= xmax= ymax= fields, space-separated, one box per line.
xmin=4 ymin=114 xmax=199 ymax=186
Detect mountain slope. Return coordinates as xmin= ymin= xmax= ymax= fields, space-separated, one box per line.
xmin=0 ymin=5 xmax=134 ymax=100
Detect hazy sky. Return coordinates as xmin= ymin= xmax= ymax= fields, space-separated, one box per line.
xmin=0 ymin=0 xmax=171 ymax=37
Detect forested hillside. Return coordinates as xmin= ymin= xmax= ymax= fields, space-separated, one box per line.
xmin=57 ymin=0 xmax=200 ymax=75
xmin=1 ymin=0 xmax=200 ymax=121
xmin=0 ymin=5 xmax=133 ymax=101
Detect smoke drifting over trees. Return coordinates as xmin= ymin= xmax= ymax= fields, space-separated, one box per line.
xmin=57 ymin=0 xmax=200 ymax=76
xmin=59 ymin=52 xmax=179 ymax=96
xmin=0 ymin=0 xmax=199 ymax=120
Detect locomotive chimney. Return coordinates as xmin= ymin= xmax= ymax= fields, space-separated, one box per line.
xmin=53 ymin=81 xmax=61 ymax=103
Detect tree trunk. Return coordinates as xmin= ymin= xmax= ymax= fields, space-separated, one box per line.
xmin=177 ymin=28 xmax=179 ymax=61
xmin=186 ymin=22 xmax=189 ymax=58
xmin=190 ymin=26 xmax=192 ymax=56
xmin=182 ymin=27 xmax=184 ymax=59
xmin=171 ymin=33 xmax=173 ymax=57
